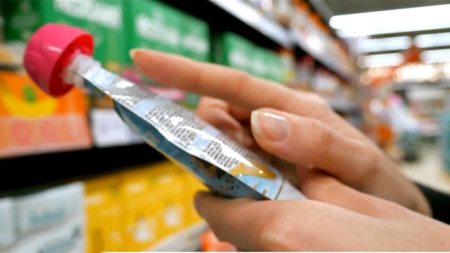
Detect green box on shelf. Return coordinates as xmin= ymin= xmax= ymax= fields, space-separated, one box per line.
xmin=127 ymin=0 xmax=209 ymax=60
xmin=214 ymin=32 xmax=254 ymax=74
xmin=3 ymin=0 xmax=128 ymax=73
xmin=175 ymin=6 xmax=210 ymax=108
xmin=127 ymin=0 xmax=182 ymax=56
xmin=126 ymin=0 xmax=210 ymax=109
xmin=179 ymin=13 xmax=209 ymax=62
xmin=266 ymin=51 xmax=285 ymax=83
xmin=251 ymin=47 xmax=267 ymax=80
xmin=213 ymin=32 xmax=287 ymax=83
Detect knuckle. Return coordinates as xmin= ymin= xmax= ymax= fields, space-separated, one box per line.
xmin=255 ymin=204 xmax=303 ymax=251
xmin=290 ymin=93 xmax=332 ymax=118
xmin=191 ymin=64 xmax=204 ymax=90
xmin=350 ymin=144 xmax=380 ymax=184
xmin=308 ymin=93 xmax=330 ymax=111
xmin=197 ymin=97 xmax=211 ymax=108
xmin=196 ymin=101 xmax=208 ymax=117
xmin=232 ymin=71 xmax=252 ymax=101
xmin=257 ymin=215 xmax=290 ymax=250
xmin=313 ymin=178 xmax=343 ymax=199
xmin=306 ymin=120 xmax=333 ymax=162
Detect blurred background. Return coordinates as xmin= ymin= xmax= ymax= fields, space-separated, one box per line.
xmin=0 ymin=0 xmax=449 ymax=252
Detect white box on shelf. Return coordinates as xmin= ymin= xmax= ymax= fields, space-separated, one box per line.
xmin=4 ymin=214 xmax=85 ymax=253
xmin=0 ymin=198 xmax=16 ymax=249
xmin=91 ymin=108 xmax=143 ymax=147
xmin=14 ymin=183 xmax=84 ymax=236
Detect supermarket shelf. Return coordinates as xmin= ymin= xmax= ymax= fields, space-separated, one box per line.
xmin=328 ymin=98 xmax=360 ymax=113
xmin=166 ymin=0 xmax=356 ymax=81
xmin=206 ymin=0 xmax=356 ymax=80
xmin=0 ymin=109 xmax=145 ymax=160
xmin=391 ymin=81 xmax=450 ymax=91
xmin=401 ymin=143 xmax=450 ymax=194
xmin=208 ymin=0 xmax=291 ymax=47
xmin=290 ymin=29 xmax=356 ymax=81
xmin=0 ymin=144 xmax=163 ymax=194
xmin=306 ymin=0 xmax=334 ymax=24
xmin=150 ymin=222 xmax=207 ymax=251
xmin=91 ymin=108 xmax=143 ymax=147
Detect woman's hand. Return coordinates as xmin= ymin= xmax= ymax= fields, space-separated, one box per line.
xmin=131 ymin=49 xmax=430 ymax=216
xmin=193 ymin=171 xmax=450 ymax=251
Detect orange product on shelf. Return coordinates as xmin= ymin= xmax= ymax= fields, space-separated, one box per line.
xmin=0 ymin=71 xmax=91 ymax=157
xmin=84 ymin=173 xmax=126 ymax=253
xmin=375 ymin=122 xmax=395 ymax=148
xmin=200 ymin=229 xmax=236 ymax=251
xmin=294 ymin=0 xmax=309 ymax=10
xmin=310 ymin=12 xmax=329 ymax=33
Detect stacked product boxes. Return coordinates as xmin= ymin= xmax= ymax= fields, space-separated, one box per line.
xmin=0 ymin=161 xmax=206 ymax=253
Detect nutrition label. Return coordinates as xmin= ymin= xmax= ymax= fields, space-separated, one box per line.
xmin=146 ymin=103 xmax=205 ymax=149
xmin=79 ymin=64 xmax=287 ymax=199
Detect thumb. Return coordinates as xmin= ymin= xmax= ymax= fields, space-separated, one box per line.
xmin=250 ymin=108 xmax=373 ymax=187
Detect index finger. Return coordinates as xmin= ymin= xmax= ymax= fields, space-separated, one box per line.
xmin=131 ymin=49 xmax=324 ymax=116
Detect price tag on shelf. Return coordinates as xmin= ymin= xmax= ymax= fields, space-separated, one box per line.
xmin=91 ymin=109 xmax=143 ymax=147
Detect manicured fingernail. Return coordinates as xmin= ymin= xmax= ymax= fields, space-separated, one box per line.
xmin=251 ymin=110 xmax=289 ymax=141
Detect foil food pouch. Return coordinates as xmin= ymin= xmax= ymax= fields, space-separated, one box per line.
xmin=24 ymin=24 xmax=303 ymax=201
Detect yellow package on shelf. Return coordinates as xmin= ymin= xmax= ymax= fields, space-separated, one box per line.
xmin=84 ymin=174 xmax=125 ymax=253
xmin=153 ymin=164 xmax=188 ymax=238
xmin=83 ymin=161 xmax=206 ymax=252
xmin=120 ymin=161 xmax=206 ymax=249
xmin=120 ymin=165 xmax=165 ymax=251
xmin=182 ymin=172 xmax=208 ymax=226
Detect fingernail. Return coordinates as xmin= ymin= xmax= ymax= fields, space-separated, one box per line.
xmin=129 ymin=49 xmax=139 ymax=60
xmin=251 ymin=110 xmax=289 ymax=141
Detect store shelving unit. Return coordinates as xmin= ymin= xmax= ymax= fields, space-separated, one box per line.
xmin=0 ymin=1 xmax=363 ymax=251
xmin=0 ymin=144 xmax=162 ymax=193
xmin=167 ymin=0 xmax=358 ymax=82
xmin=150 ymin=223 xmax=207 ymax=251
xmin=208 ymin=0 xmax=291 ymax=47
xmin=328 ymin=97 xmax=360 ymax=113
xmin=0 ymin=0 xmax=360 ymax=188
xmin=391 ymin=81 xmax=450 ymax=91
xmin=90 ymin=108 xmax=144 ymax=147
xmin=289 ymin=29 xmax=356 ymax=81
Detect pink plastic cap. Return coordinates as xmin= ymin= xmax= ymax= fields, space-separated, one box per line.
xmin=24 ymin=23 xmax=94 ymax=97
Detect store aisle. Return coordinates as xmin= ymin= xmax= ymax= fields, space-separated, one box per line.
xmin=401 ymin=144 xmax=450 ymax=194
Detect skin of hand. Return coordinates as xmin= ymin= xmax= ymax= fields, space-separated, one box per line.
xmin=130 ymin=49 xmax=450 ymax=250
xmin=193 ymin=171 xmax=450 ymax=251
xmin=130 ymin=48 xmax=430 ymax=216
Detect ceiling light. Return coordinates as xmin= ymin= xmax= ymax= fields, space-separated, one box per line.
xmin=358 ymin=53 xmax=404 ymax=68
xmin=330 ymin=4 xmax=450 ymax=37
xmin=415 ymin=32 xmax=450 ymax=48
xmin=354 ymin=36 xmax=412 ymax=54
xmin=421 ymin=48 xmax=450 ymax=64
